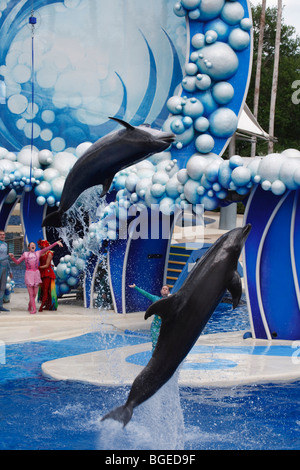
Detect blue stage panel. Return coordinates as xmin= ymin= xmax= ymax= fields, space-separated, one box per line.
xmin=244 ymin=186 xmax=300 ymax=340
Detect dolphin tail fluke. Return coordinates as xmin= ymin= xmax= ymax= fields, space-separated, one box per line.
xmin=41 ymin=210 xmax=63 ymax=228
xmin=101 ymin=402 xmax=133 ymax=427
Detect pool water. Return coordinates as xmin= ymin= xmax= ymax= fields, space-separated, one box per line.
xmin=181 ymin=383 xmax=300 ymax=450
xmin=0 ymin=301 xmax=299 ymax=450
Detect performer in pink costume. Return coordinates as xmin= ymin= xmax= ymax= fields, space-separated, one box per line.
xmin=10 ymin=240 xmax=63 ymax=314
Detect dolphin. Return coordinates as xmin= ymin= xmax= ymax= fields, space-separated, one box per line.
xmin=41 ymin=118 xmax=175 ymax=227
xmin=101 ymin=224 xmax=251 ymax=427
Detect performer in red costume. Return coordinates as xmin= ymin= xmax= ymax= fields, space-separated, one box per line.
xmin=37 ymin=239 xmax=59 ymax=312
xmin=10 ymin=239 xmax=62 ymax=314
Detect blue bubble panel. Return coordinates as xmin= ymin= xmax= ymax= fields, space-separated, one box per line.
xmin=244 ymin=186 xmax=282 ymax=339
xmin=171 ymin=0 xmax=253 ymax=167
xmin=259 ymin=191 xmax=300 ymax=340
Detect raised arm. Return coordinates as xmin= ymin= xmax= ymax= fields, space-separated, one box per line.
xmin=9 ymin=252 xmax=25 ymax=265
xmin=130 ymin=285 xmax=160 ymax=303
xmin=38 ymin=240 xmax=63 ymax=257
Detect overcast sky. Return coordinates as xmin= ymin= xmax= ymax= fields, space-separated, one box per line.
xmin=250 ymin=0 xmax=300 ymax=36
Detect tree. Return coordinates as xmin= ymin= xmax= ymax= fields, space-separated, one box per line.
xmin=251 ymin=0 xmax=266 ymax=157
xmin=268 ymin=0 xmax=282 ymax=153
xmin=239 ymin=3 xmax=300 ymax=156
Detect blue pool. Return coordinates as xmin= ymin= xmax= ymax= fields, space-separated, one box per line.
xmin=0 ymin=301 xmax=299 ymax=450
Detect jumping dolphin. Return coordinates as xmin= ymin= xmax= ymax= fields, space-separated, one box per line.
xmin=102 ymin=224 xmax=251 ymax=427
xmin=41 ymin=118 xmax=175 ymax=227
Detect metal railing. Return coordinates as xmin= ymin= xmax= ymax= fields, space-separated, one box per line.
xmin=7 ymin=236 xmax=24 ymax=257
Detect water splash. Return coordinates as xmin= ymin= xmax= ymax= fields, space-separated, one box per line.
xmin=57 ymin=185 xmax=107 ymax=254
xmin=97 ymin=371 xmax=185 ymax=450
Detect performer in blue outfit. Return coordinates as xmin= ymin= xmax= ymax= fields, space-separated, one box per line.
xmin=0 ymin=230 xmax=13 ymax=312
xmin=129 ymin=283 xmax=170 ymax=352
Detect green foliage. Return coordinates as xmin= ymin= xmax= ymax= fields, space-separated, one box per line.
xmin=241 ymin=3 xmax=300 ymax=155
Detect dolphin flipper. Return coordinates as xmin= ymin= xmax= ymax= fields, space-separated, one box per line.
xmin=100 ymin=176 xmax=114 ymax=197
xmin=226 ymin=271 xmax=242 ymax=309
xmin=101 ymin=402 xmax=133 ymax=427
xmin=41 ymin=209 xmax=63 ymax=228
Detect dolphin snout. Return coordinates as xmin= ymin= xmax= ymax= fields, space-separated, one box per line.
xmin=159 ymin=132 xmax=175 ymax=144
xmin=243 ymin=223 xmax=252 ymax=238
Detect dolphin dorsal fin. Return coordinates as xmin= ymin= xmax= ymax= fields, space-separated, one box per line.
xmin=144 ymin=295 xmax=175 ymax=322
xmin=109 ymin=117 xmax=135 ymax=130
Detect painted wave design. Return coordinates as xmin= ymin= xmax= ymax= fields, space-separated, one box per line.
xmin=244 ymin=186 xmax=300 ymax=340
xmin=292 ymin=191 xmax=300 ymax=312
xmin=0 ymin=0 xmax=185 ymax=151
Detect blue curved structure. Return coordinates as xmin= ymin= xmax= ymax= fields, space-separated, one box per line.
xmin=0 ymin=188 xmax=12 ymax=230
xmin=0 ymin=189 xmax=45 ymax=244
xmin=244 ymin=186 xmax=300 ymax=340
xmin=20 ymin=191 xmax=45 ymax=245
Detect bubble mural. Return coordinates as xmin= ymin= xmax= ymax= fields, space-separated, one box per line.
xmin=0 ymin=0 xmax=186 ymax=151
xmin=166 ymin=0 xmax=252 ymax=165
xmin=1 ymin=0 xmax=300 ymax=339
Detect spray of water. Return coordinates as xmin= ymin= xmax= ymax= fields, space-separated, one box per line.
xmin=57 ymin=185 xmax=107 ymax=255
xmin=97 ymin=370 xmax=185 ymax=450
xmin=55 ymin=185 xmax=186 ymax=450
